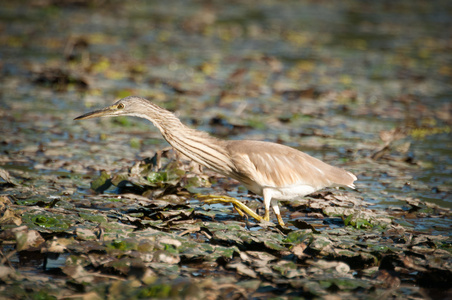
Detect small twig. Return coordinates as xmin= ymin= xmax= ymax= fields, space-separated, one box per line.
xmin=0 ymin=248 xmax=16 ymax=268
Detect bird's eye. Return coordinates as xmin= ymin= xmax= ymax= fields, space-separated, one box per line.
xmin=117 ymin=103 xmax=125 ymax=109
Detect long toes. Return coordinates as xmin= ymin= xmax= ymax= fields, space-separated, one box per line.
xmin=198 ymin=195 xmax=267 ymax=224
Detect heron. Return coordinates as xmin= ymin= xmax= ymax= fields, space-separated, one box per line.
xmin=74 ymin=96 xmax=357 ymax=226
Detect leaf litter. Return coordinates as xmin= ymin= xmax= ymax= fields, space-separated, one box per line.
xmin=1 ymin=147 xmax=450 ymax=299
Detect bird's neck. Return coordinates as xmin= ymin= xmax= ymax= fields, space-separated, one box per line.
xmin=143 ymin=106 xmax=236 ymax=176
xmin=165 ymin=124 xmax=236 ymax=176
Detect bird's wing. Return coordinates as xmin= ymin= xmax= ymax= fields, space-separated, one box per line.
xmin=226 ymin=140 xmax=356 ymax=189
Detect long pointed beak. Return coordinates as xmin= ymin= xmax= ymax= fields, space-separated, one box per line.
xmin=74 ymin=106 xmax=114 ymax=120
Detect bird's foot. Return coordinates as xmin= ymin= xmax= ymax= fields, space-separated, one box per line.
xmin=263 ymin=209 xmax=285 ymax=227
xmin=275 ymin=213 xmax=285 ymax=227
xmin=196 ymin=194 xmax=263 ymax=223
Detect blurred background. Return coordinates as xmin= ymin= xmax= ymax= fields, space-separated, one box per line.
xmin=1 ymin=0 xmax=450 ymax=206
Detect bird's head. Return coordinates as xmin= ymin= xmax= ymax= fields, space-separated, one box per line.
xmin=74 ymin=96 xmax=155 ymax=121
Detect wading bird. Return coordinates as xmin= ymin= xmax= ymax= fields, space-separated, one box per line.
xmin=75 ymin=96 xmax=357 ymax=226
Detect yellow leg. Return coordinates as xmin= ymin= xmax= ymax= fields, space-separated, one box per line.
xmin=263 ymin=208 xmax=270 ymax=222
xmin=271 ymin=203 xmax=286 ymax=227
xmin=275 ymin=213 xmax=285 ymax=227
xmin=232 ymin=203 xmax=245 ymax=217
xmin=196 ymin=194 xmax=263 ymax=223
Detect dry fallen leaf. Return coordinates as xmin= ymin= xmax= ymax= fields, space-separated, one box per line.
xmin=13 ymin=228 xmax=45 ymax=251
